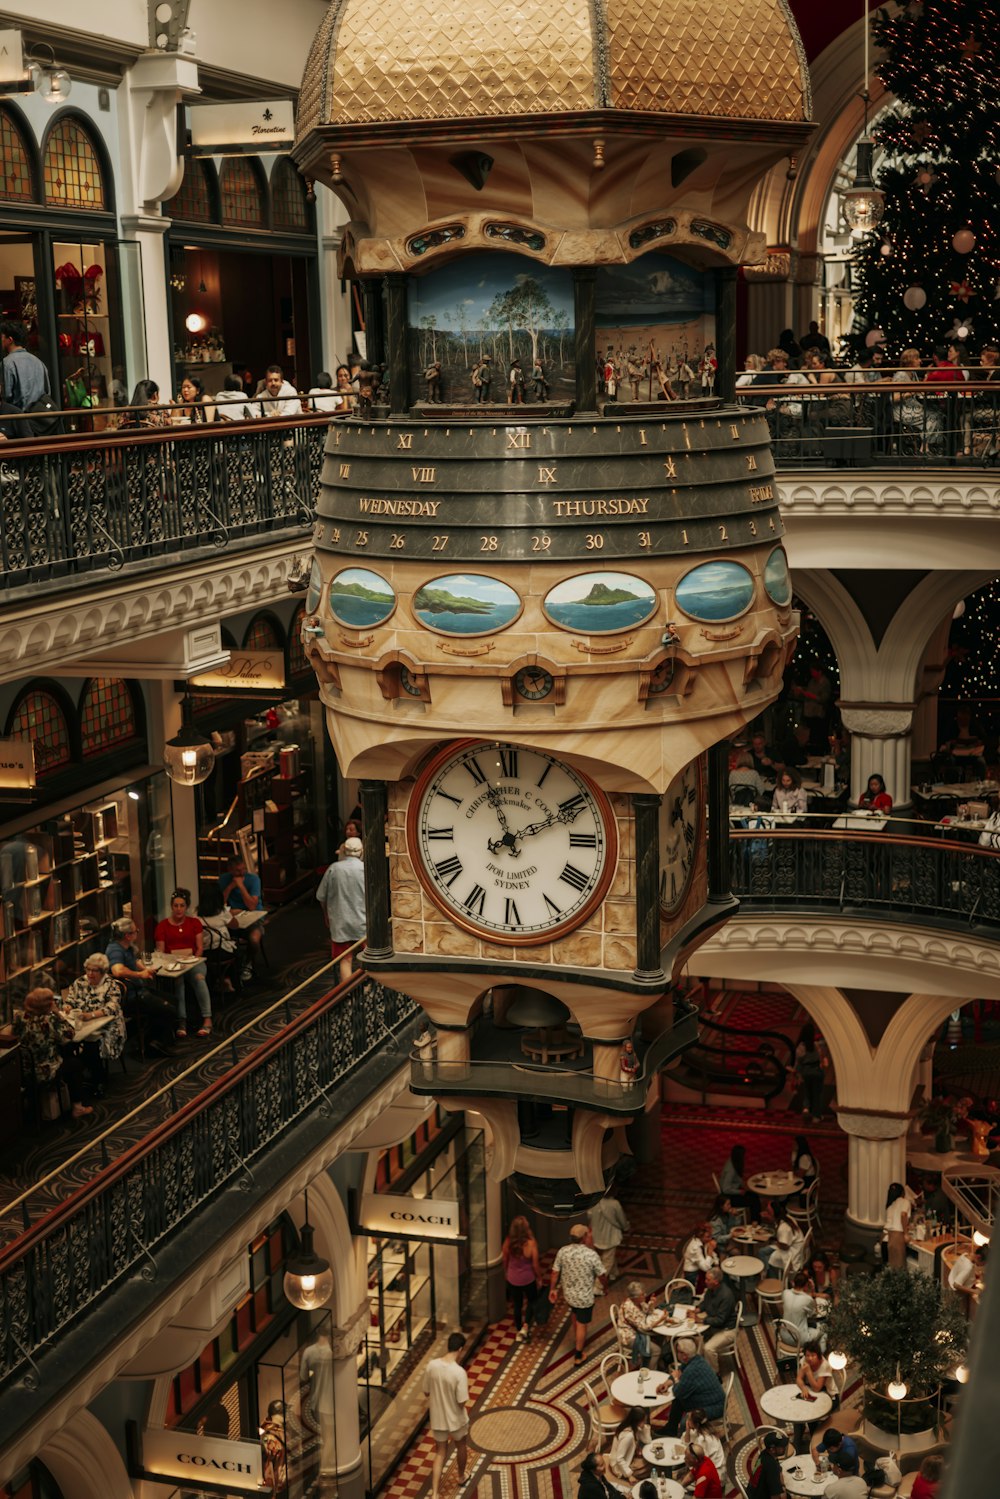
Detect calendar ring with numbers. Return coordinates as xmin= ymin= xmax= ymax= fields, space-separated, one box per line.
xmin=407 ymin=740 xmax=617 ymax=944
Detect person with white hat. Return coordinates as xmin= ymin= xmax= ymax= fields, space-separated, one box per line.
xmin=316 ymin=837 xmax=367 ymax=982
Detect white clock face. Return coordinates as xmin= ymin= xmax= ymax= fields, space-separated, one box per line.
xmin=410 ymin=741 xmax=616 ymax=944
xmin=659 ymin=759 xmax=702 ymax=915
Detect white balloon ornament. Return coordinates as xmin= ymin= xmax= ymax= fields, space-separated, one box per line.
xmin=904 ymin=286 xmax=927 ymax=310
xmin=865 ymin=328 xmax=887 ymax=347
xmin=953 ymin=228 xmax=977 ymax=254
xmin=880 ymin=242 xmax=893 ymax=257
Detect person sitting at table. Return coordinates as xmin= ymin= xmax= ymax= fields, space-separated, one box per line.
xmin=576 ymin=1452 xmax=623 ymax=1499
xmin=154 ymin=888 xmax=213 ymax=1040
xmin=810 ymin=1426 xmax=858 ymax=1476
xmin=62 ymin=953 xmax=127 ymax=1087
xmin=681 ymin=1223 xmax=719 ymax=1288
xmin=770 ymin=723 xmax=811 ymax=771
xmin=708 ymin=1193 xmax=742 ymax=1250
xmin=618 ymin=1281 xmax=660 ymax=1368
xmin=771 ymin=767 xmax=808 ymax=816
xmin=881 ymin=1181 xmax=910 ymax=1268
xmin=13 ymin=987 xmax=94 ymax=1119
xmin=823 ymin=1461 xmax=868 ymax=1499
xmin=978 ymin=806 xmax=1000 ymax=850
xmin=662 ymin=1340 xmax=725 ymax=1437
xmin=719 ymin=1145 xmax=761 ymax=1221
xmin=699 ymin=1268 xmax=738 ymax=1373
xmin=808 ymin=1249 xmax=839 ymax=1302
xmin=790 ymin=1134 xmax=817 ymax=1190
xmin=791 ymin=1342 xmax=836 ymax=1448
xmin=749 ymin=731 xmax=778 ymax=780
xmin=106 ymin=918 xmax=178 ymax=1057
xmin=909 ymin=1452 xmax=943 ymax=1499
xmin=218 ymin=855 xmax=266 ymax=978
xmin=858 ymin=773 xmax=893 ymax=813
xmin=765 ymin=1204 xmax=806 ymax=1277
xmin=683 ymin=1443 xmax=723 ymax=1498
xmin=746 ymin=1430 xmax=787 ymax=1499
xmin=781 ymin=1271 xmax=817 ymax=1347
xmin=681 ymin=1410 xmax=725 ymax=1485
xmin=606 ymin=1409 xmax=649 ymax=1481
xmin=730 ymin=751 xmax=767 ymax=807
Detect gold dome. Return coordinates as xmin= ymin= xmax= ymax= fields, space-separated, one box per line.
xmin=297 ymin=0 xmax=810 ymax=139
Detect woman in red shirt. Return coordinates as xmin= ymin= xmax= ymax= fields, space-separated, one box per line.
xmin=154 ymin=888 xmax=213 ymax=1039
xmin=911 ymin=1453 xmax=943 ymax=1499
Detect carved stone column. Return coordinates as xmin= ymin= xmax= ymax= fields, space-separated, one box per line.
xmin=329 ymin=1299 xmax=370 ymax=1499
xmin=834 ymin=1107 xmax=912 ymax=1242
xmin=713 ymin=267 xmax=738 ymax=403
xmin=838 ymin=704 xmax=915 ymax=810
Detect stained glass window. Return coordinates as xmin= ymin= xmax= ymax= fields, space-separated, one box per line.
xmin=8 ymin=689 xmax=71 ymax=777
xmin=287 ymin=605 xmax=308 ymax=678
xmin=271 ymin=158 xmax=308 ymax=232
xmin=0 ymin=109 xmax=36 ymax=203
xmin=43 ymin=118 xmax=106 ymax=210
xmin=244 ymin=613 xmax=282 ymax=650
xmin=79 ymin=678 xmax=139 ymax=757
xmin=164 ymin=157 xmax=214 ymax=223
xmin=220 ymin=157 xmax=265 ymax=229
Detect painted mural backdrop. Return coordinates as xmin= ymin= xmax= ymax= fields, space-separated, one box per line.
xmin=407 ymin=252 xmax=575 ymax=405
xmin=595 ymin=253 xmax=716 ymax=400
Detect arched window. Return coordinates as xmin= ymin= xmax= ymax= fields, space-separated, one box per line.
xmin=79 ymin=678 xmax=140 ymax=757
xmin=287 ymin=604 xmax=308 ymax=678
xmin=271 ymin=158 xmax=308 ymax=232
xmin=7 ymin=688 xmax=72 ymax=777
xmin=219 ymin=158 xmax=265 ymax=229
xmin=243 ymin=613 xmax=283 ymax=650
xmin=163 ymin=156 xmax=215 ymax=223
xmin=43 ymin=116 xmax=107 ymax=210
xmin=0 ymin=106 xmax=37 ymax=203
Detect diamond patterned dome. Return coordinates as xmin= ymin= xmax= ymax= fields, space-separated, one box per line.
xmin=296 ymin=0 xmax=809 ymax=138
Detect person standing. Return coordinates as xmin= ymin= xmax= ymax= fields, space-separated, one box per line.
xmin=531 ymin=359 xmax=549 ymax=401
xmin=1 ymin=320 xmax=51 ymax=431
xmin=882 ymin=1181 xmax=910 ymax=1269
xmin=315 ymin=837 xmax=367 ymax=983
xmin=425 ymin=360 xmax=443 ymax=402
xmin=472 ymin=354 xmax=492 ymax=402
xmin=501 ymin=1214 xmax=543 ymax=1341
xmin=299 ymin=1328 xmax=336 ymax=1475
xmin=587 ymin=1191 xmax=630 ymax=1282
xmin=424 ymin=1331 xmax=471 ymax=1499
xmin=550 ymin=1223 xmax=607 ymax=1365
xmin=508 ymin=358 xmax=526 ymax=403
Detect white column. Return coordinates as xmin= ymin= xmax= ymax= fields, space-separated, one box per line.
xmin=318 ymin=190 xmax=355 ymax=370
xmin=330 ymin=1299 xmax=368 ymax=1499
xmin=119 ymin=215 xmax=174 ymax=395
xmin=838 ymin=704 xmax=915 ymax=809
xmin=835 ymin=1109 xmax=910 ymax=1231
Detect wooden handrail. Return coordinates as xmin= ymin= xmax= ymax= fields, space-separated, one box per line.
xmin=0 ymin=408 xmax=334 ymax=456
xmin=729 ymin=826 xmax=996 ymax=859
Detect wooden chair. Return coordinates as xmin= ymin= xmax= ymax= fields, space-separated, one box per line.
xmin=788 ymin=1179 xmax=822 ymax=1236
xmin=664 ymin=1275 xmax=697 ymax=1306
xmin=582 ymin=1379 xmax=620 ymax=1445
xmin=720 ymin=1369 xmax=737 ymax=1444
xmin=756 ymin=1257 xmax=791 ymax=1322
xmin=727 ymin=1300 xmax=745 ymax=1374
xmin=774 ymin=1317 xmax=803 ymax=1381
xmin=609 ymin=1303 xmax=631 ymax=1360
xmin=821 ymin=1365 xmax=862 ymax=1438
xmin=599 ymin=1350 xmax=629 ymax=1411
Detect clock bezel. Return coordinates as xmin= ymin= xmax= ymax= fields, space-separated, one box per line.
xmin=658 ymin=756 xmax=704 ymax=917
xmin=406 ymin=738 xmax=619 ymax=946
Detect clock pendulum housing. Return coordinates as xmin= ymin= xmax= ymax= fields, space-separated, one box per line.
xmin=294 ymin=0 xmax=810 ymax=1211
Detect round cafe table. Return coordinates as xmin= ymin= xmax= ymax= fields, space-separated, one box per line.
xmin=721 ymin=1253 xmax=765 ymax=1328
xmin=642 ymin=1440 xmax=686 ymax=1470
xmin=631 ymin=1482 xmax=684 ymax=1499
xmin=730 ymin=1224 xmax=774 ymax=1249
xmin=780 ymin=1455 xmax=829 ymax=1497
xmin=748 ymin=1172 xmax=804 ymax=1200
xmin=649 ymin=1305 xmax=709 ymax=1341
xmin=759 ymin=1384 xmax=832 ymax=1427
xmin=610 ymin=1370 xmax=674 ymax=1410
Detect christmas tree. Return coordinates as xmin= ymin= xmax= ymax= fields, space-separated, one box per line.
xmin=850 ymin=0 xmax=1000 ymax=354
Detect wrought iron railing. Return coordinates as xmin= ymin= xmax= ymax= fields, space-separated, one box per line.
xmin=0 ymin=413 xmax=330 ymax=594
xmin=730 ymin=828 xmax=1000 ymax=935
xmin=737 ymin=375 xmax=1000 ymax=469
xmin=0 ymin=968 xmax=418 ymax=1388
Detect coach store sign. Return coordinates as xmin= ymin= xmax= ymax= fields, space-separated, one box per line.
xmin=142 ymin=1428 xmax=263 ymax=1490
xmin=358 ymin=1191 xmax=462 ymax=1243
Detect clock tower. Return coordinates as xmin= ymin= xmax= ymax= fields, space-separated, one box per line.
xmin=294 ymin=0 xmax=810 ymax=1212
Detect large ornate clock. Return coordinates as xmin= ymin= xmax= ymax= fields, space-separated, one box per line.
xmin=408 ymin=741 xmax=617 ymax=944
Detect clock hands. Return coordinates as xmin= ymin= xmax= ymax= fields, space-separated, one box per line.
xmin=486 ymin=800 xmax=586 ymax=856
xmin=485 ymin=783 xmax=521 ymax=856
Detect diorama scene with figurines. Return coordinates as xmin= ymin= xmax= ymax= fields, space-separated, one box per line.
xmin=406 ymin=251 xmax=575 ymax=406
xmin=595 ymin=252 xmax=717 ymax=402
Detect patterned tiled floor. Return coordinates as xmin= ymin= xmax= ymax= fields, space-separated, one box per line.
xmin=381 ymin=1110 xmax=852 ymax=1499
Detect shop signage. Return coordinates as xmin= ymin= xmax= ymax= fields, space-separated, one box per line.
xmin=142 ymin=1428 xmax=263 ymax=1489
xmin=0 ymin=30 xmax=25 ymax=84
xmin=190 ymin=100 xmax=295 ymax=153
xmin=358 ymin=1192 xmax=462 ymax=1242
xmin=189 ymin=650 xmax=286 ymax=693
xmin=0 ymin=738 xmax=35 ymax=789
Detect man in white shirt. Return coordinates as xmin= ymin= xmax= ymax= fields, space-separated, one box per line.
xmin=424 ymin=1332 xmax=471 ymax=1499
xmin=947 ymin=1248 xmax=980 ymax=1291
xmin=587 ymin=1191 xmax=630 ymax=1281
xmin=781 ymin=1271 xmax=817 ymax=1344
xmin=823 ymin=1461 xmax=868 ymax=1498
xmin=256 ymin=363 xmax=302 ymax=418
xmin=550 ymin=1223 xmax=607 ymax=1365
xmin=307 ymin=372 xmax=343 ymax=413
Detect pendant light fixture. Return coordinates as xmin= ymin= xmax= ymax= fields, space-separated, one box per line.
xmin=283 ymin=1191 xmax=334 ymax=1310
xmin=842 ymin=1 xmax=885 ymax=237
xmin=162 ymin=696 xmax=215 ymax=787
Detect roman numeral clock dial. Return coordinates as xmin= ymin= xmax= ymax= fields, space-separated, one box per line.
xmin=408 ymin=742 xmax=617 ymax=944
xmin=658 ymin=759 xmax=703 ymax=916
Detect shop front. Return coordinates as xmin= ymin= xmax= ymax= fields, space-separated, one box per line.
xmin=0 ymin=102 xmax=145 ymax=421
xmin=163 ymin=154 xmax=319 ymax=398
xmin=352 ymin=1115 xmax=489 ymax=1494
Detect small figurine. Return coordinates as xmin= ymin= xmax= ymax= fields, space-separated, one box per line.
xmin=627 ymin=356 xmax=643 ymax=401
xmin=619 ymin=1038 xmax=640 ymax=1085
xmin=530 ymin=359 xmax=549 ymax=402
xmin=424 ymin=360 xmax=443 ymax=403
xmin=508 ymin=358 xmax=525 ymax=404
xmin=676 ymin=357 xmax=694 ymax=399
xmin=604 ymin=356 xmax=617 ymax=400
xmin=354 ymin=360 xmax=378 ymax=415
xmin=472 ymin=354 xmax=492 ymax=403
xmin=699 ymin=344 xmax=718 ymax=396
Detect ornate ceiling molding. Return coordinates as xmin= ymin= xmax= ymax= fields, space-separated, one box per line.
xmin=0 ymin=541 xmax=310 ymax=688
xmin=778 ymin=471 xmax=1000 ymax=519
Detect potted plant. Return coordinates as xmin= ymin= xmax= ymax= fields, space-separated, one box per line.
xmin=919 ymin=1094 xmax=971 ymax=1153
xmin=826 ymin=1268 xmax=967 ymax=1451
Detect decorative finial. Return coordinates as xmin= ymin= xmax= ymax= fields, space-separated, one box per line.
xmin=330 ymin=153 xmax=344 ymax=183
xmin=592 ymin=138 xmax=606 ymax=171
